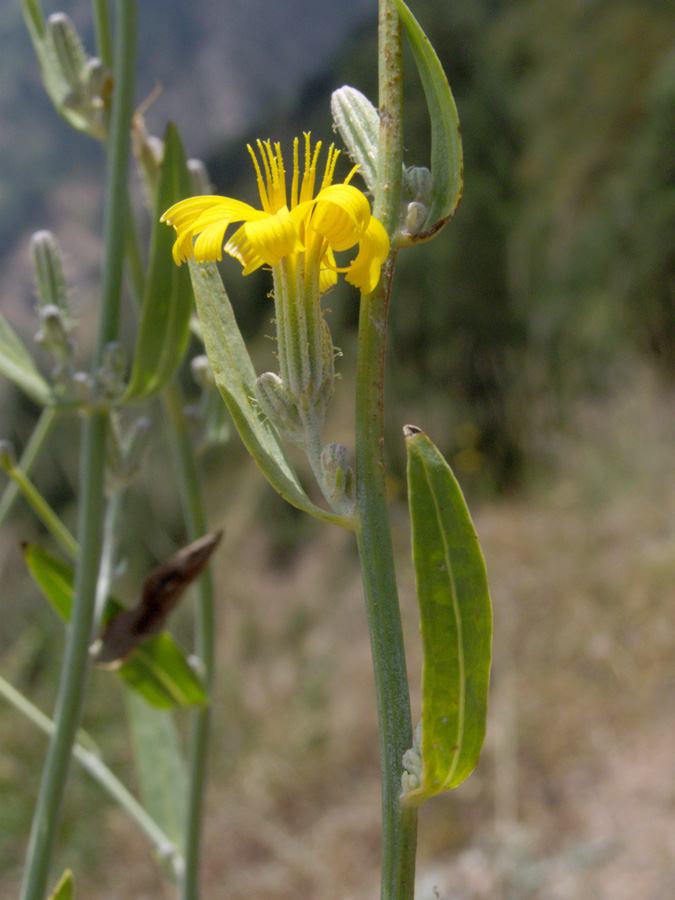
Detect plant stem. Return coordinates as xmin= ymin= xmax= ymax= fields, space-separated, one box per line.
xmin=1 ymin=461 xmax=77 ymax=559
xmin=0 ymin=675 xmax=183 ymax=873
xmin=353 ymin=2 xmax=417 ymax=900
xmin=163 ymin=386 xmax=215 ymax=900
xmin=92 ymin=0 xmax=113 ymax=68
xmin=19 ymin=3 xmax=137 ymax=897
xmin=0 ymin=407 xmax=58 ymax=528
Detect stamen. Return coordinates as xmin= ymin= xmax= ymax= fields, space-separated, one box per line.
xmin=248 ymin=144 xmax=271 ymax=214
xmin=321 ymin=145 xmax=340 ymax=191
xmin=291 ymin=137 xmax=299 ymax=209
xmin=258 ymin=140 xmax=275 ymax=209
xmin=344 ymin=164 xmax=360 ymax=185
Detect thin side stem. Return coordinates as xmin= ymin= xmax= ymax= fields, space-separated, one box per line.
xmin=19 ymin=3 xmax=137 ymax=897
xmin=0 ymin=675 xmax=183 ymax=873
xmin=353 ymin=3 xmax=417 ymax=900
xmin=162 ymin=385 xmax=215 ymax=900
xmin=0 ymin=407 xmax=58 ymax=528
xmin=1 ymin=461 xmax=77 ymax=559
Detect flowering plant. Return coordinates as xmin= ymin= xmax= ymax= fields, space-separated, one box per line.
xmin=1 ymin=1 xmax=491 ymax=899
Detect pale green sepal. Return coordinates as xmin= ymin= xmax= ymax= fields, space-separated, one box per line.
xmin=47 ymin=869 xmax=73 ymax=900
xmin=188 ymin=260 xmax=355 ymax=530
xmin=331 ymin=86 xmax=380 ymax=193
xmin=123 ymin=124 xmax=193 ymax=402
xmin=402 ymin=426 xmax=491 ymax=806
xmin=393 ymin=0 xmax=463 ymax=238
xmin=126 ymin=690 xmax=187 ymax=861
xmin=0 ymin=311 xmax=54 ymax=405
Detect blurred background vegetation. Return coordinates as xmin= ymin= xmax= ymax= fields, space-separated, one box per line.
xmin=2 ymin=0 xmax=675 ymax=897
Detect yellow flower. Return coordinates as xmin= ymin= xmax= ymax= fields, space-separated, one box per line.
xmin=161 ymin=134 xmax=389 ymax=294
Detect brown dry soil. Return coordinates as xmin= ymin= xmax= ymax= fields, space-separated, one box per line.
xmin=3 ymin=367 xmax=675 ymax=899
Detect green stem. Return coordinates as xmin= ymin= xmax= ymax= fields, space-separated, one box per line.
xmin=162 ymin=386 xmax=215 ymax=900
xmin=353 ymin=3 xmax=417 ymax=900
xmin=0 ymin=407 xmax=59 ymax=528
xmin=0 ymin=675 xmax=183 ymax=874
xmin=92 ymin=0 xmax=113 ymax=68
xmin=19 ymin=3 xmax=137 ymax=897
xmin=1 ymin=461 xmax=77 ymax=559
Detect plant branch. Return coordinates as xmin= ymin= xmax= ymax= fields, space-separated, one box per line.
xmin=353 ymin=3 xmax=417 ymax=900
xmin=19 ymin=3 xmax=137 ymax=897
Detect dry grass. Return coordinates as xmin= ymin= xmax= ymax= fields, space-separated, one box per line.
xmin=3 ymin=365 xmax=675 ymax=899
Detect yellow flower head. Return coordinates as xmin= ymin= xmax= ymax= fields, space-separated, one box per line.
xmin=161 ymin=134 xmax=389 ymax=294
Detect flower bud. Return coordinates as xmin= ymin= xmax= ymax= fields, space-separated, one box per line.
xmin=191 ymin=354 xmax=214 ymax=391
xmin=34 ymin=305 xmax=72 ymax=362
xmin=72 ymin=371 xmax=94 ymax=405
xmin=331 ymin=85 xmax=380 ymax=192
xmin=31 ymin=231 xmax=69 ymax=315
xmin=320 ymin=442 xmax=355 ymax=512
xmin=400 ymin=721 xmax=424 ymax=798
xmin=401 ymin=167 xmax=433 ymax=236
xmin=254 ymin=372 xmax=304 ymax=445
xmin=188 ymin=159 xmax=212 ymax=196
xmin=97 ymin=341 xmax=127 ymax=400
xmin=132 ymin=113 xmax=164 ymax=205
xmin=84 ymin=57 xmax=108 ymax=101
xmin=47 ymin=13 xmax=87 ymax=93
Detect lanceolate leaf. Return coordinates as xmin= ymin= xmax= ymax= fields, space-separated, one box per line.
xmin=402 ymin=426 xmax=491 ymax=806
xmin=23 ymin=543 xmax=208 ymax=708
xmin=394 ymin=0 xmax=463 ymax=235
xmin=47 ymin=870 xmax=73 ymax=900
xmin=124 ymin=124 xmax=193 ymax=402
xmin=0 ymin=311 xmax=53 ymax=406
xmin=125 ymin=689 xmax=187 ymax=854
xmin=189 ymin=260 xmax=354 ymax=529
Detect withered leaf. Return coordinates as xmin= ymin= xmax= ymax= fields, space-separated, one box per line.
xmin=92 ymin=530 xmax=222 ymax=667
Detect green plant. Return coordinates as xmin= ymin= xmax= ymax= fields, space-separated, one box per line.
xmin=1 ymin=2 xmax=492 ymax=898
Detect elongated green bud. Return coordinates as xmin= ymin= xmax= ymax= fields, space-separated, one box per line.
xmin=131 ymin=112 xmax=164 ymax=206
xmin=254 ymin=372 xmax=305 ymax=445
xmin=31 ymin=231 xmax=69 ymax=315
xmin=34 ymin=305 xmax=72 ymax=363
xmin=321 ymin=442 xmax=355 ymax=513
xmin=97 ymin=341 xmax=127 ymax=400
xmin=191 ymin=354 xmax=214 ymax=391
xmin=331 ymin=85 xmax=380 ymax=192
xmin=47 ymin=13 xmax=87 ymax=92
xmin=188 ymin=159 xmax=212 ymax=196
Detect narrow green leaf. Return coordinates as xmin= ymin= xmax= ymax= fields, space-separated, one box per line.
xmin=123 ymin=124 xmax=193 ymax=402
xmin=23 ymin=541 xmax=73 ymax=618
xmin=189 ymin=260 xmax=354 ymax=529
xmin=0 ymin=311 xmax=53 ymax=405
xmin=23 ymin=543 xmax=208 ymax=708
xmin=47 ymin=870 xmax=73 ymax=900
xmin=118 ymin=635 xmax=207 ymax=708
xmin=126 ymin=689 xmax=187 ymax=852
xmin=402 ymin=426 xmax=491 ymax=806
xmin=394 ymin=0 xmax=463 ymax=234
